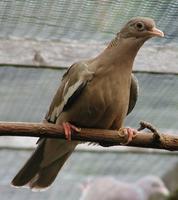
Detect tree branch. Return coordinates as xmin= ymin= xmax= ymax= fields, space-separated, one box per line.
xmin=0 ymin=121 xmax=177 ymax=151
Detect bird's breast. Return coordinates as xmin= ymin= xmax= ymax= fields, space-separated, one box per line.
xmin=67 ymin=73 xmax=131 ymax=129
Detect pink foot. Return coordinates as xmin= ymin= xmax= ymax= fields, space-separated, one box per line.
xmin=62 ymin=122 xmax=81 ymax=141
xmin=121 ymin=127 xmax=137 ymax=145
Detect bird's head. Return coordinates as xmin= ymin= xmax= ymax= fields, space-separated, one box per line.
xmin=119 ymin=17 xmax=164 ymax=41
xmin=136 ymin=176 xmax=170 ymax=198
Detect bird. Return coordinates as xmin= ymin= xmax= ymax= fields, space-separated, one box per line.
xmin=79 ymin=176 xmax=170 ymax=200
xmin=11 ymin=17 xmax=164 ymax=190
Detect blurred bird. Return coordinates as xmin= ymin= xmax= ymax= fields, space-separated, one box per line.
xmin=11 ymin=17 xmax=164 ymax=190
xmin=79 ymin=176 xmax=170 ymax=200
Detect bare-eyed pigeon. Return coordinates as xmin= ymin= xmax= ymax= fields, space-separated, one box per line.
xmin=12 ymin=17 xmax=164 ymax=189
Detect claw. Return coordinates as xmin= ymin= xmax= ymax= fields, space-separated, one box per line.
xmin=120 ymin=127 xmax=137 ymax=145
xmin=62 ymin=122 xmax=81 ymax=141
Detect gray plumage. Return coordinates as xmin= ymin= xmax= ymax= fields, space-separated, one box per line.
xmin=79 ymin=176 xmax=169 ymax=200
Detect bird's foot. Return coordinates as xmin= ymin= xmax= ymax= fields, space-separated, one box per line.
xmin=138 ymin=121 xmax=160 ymax=142
xmin=119 ymin=127 xmax=137 ymax=145
xmin=62 ymin=122 xmax=81 ymax=141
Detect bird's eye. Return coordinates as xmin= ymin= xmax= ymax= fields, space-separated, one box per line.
xmin=135 ymin=22 xmax=145 ymax=31
xmin=151 ymin=182 xmax=160 ymax=188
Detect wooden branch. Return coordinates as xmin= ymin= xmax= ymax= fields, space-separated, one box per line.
xmin=0 ymin=121 xmax=177 ymax=151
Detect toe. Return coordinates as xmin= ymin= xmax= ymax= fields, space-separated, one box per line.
xmin=62 ymin=122 xmax=71 ymax=141
xmin=120 ymin=127 xmax=137 ymax=145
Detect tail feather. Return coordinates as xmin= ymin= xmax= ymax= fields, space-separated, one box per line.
xmin=11 ymin=139 xmax=75 ymax=189
xmin=11 ymin=140 xmax=45 ymax=187
xmin=29 ymin=151 xmax=72 ymax=189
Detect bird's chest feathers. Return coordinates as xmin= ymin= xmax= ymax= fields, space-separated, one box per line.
xmin=86 ymin=70 xmax=131 ymax=117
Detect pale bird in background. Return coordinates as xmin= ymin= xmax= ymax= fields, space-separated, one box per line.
xmin=11 ymin=17 xmax=164 ymax=190
xmin=79 ymin=176 xmax=170 ymax=200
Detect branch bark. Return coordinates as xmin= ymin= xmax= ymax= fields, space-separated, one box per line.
xmin=0 ymin=121 xmax=177 ymax=151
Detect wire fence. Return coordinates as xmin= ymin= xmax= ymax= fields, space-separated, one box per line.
xmin=0 ymin=0 xmax=177 ymax=42
xmin=0 ymin=1 xmax=177 ymax=200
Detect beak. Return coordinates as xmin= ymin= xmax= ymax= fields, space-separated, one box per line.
xmin=160 ymin=187 xmax=170 ymax=197
xmin=148 ymin=27 xmax=164 ymax=37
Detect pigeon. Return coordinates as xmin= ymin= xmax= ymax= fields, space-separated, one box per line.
xmin=79 ymin=176 xmax=170 ymax=200
xmin=11 ymin=17 xmax=164 ymax=189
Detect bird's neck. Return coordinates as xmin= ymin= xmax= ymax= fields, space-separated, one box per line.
xmin=93 ymin=34 xmax=146 ymax=74
xmin=107 ymin=36 xmax=120 ymax=49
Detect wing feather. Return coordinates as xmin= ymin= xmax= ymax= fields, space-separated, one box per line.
xmin=127 ymin=74 xmax=139 ymax=115
xmin=45 ymin=62 xmax=94 ymax=123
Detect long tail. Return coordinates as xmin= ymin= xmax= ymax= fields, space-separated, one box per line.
xmin=11 ymin=139 xmax=76 ymax=190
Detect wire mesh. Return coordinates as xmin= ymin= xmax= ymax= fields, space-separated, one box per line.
xmin=0 ymin=0 xmax=177 ymax=42
xmin=0 ymin=149 xmax=177 ymax=200
xmin=0 ymin=1 xmax=177 ymax=200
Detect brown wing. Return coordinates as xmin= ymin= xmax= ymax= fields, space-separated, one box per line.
xmin=45 ymin=62 xmax=94 ymax=123
xmin=127 ymin=74 xmax=139 ymax=115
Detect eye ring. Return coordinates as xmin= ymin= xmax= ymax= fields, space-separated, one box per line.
xmin=135 ymin=22 xmax=145 ymax=31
